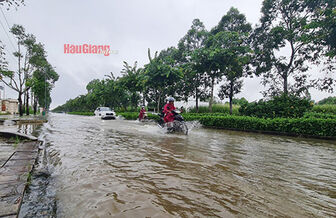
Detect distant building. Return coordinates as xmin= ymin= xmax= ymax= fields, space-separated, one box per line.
xmin=1 ymin=99 xmax=19 ymax=114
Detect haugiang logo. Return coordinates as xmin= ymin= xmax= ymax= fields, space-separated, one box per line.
xmin=64 ymin=44 xmax=118 ymax=56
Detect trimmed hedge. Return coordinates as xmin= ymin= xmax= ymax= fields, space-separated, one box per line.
xmin=303 ymin=112 xmax=336 ymax=119
xmin=312 ymin=105 xmax=336 ymax=115
xmin=188 ymin=104 xmax=240 ymax=115
xmin=68 ymin=111 xmax=94 ymax=116
xmin=117 ymin=112 xmax=159 ymax=121
xmin=198 ymin=115 xmax=336 ymax=137
xmin=239 ymin=95 xmax=313 ymax=118
xmin=76 ymin=111 xmax=335 ymax=138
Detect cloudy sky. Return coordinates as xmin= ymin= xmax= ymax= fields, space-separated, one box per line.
xmin=0 ymin=0 xmax=332 ymax=108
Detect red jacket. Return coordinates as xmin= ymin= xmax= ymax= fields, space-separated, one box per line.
xmin=163 ymin=103 xmax=176 ymax=122
xmin=139 ymin=108 xmax=146 ymax=120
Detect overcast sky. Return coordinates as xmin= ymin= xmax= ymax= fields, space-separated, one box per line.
xmin=0 ymin=0 xmax=333 ymax=108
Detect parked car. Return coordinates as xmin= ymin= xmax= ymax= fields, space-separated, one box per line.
xmin=94 ymin=107 xmax=116 ymax=120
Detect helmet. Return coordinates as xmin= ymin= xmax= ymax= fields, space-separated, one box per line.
xmin=141 ymin=105 xmax=145 ymax=109
xmin=167 ymin=97 xmax=175 ymax=102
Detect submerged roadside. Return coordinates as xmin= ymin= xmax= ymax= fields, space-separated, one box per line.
xmin=0 ymin=116 xmax=49 ymax=217
xmin=0 ymin=131 xmax=42 ymax=217
xmin=66 ymin=111 xmax=336 ymax=140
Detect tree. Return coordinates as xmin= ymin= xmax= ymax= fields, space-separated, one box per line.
xmin=231 ymin=97 xmax=248 ymax=105
xmin=252 ymin=0 xmax=320 ymax=97
xmin=304 ymin=0 xmax=336 ymax=92
xmin=305 ymin=0 xmax=336 ymax=57
xmin=0 ymin=41 xmax=7 ymax=72
xmin=0 ymin=24 xmax=30 ymax=116
xmin=119 ymin=61 xmax=143 ymax=109
xmin=144 ymin=47 xmax=182 ymax=112
xmin=0 ymin=0 xmax=25 ymax=9
xmin=30 ymin=63 xmax=59 ymax=114
xmin=208 ymin=8 xmax=252 ymax=114
xmin=318 ymin=96 xmax=336 ymax=105
xmin=177 ymin=19 xmax=209 ymax=112
xmin=0 ymin=25 xmax=58 ymax=116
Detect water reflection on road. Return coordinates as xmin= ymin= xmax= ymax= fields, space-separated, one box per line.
xmin=28 ymin=113 xmax=336 ymax=217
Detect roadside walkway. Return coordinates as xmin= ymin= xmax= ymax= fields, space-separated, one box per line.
xmin=0 ymin=132 xmax=41 ymax=217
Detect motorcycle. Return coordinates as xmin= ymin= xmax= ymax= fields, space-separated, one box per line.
xmin=139 ymin=111 xmax=149 ymax=122
xmin=158 ymin=110 xmax=188 ymax=135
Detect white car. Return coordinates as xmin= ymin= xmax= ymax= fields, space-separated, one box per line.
xmin=94 ymin=107 xmax=116 ymax=120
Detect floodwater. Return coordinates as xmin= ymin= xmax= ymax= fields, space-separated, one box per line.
xmin=20 ymin=113 xmax=336 ymax=217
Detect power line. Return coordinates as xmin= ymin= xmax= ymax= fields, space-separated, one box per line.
xmin=0 ymin=7 xmax=11 ymax=30
xmin=2 ymin=46 xmax=17 ymax=63
xmin=0 ymin=13 xmax=18 ymax=66
xmin=0 ymin=16 xmax=17 ymax=52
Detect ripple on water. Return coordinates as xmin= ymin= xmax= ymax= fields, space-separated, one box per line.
xmin=20 ymin=113 xmax=336 ymax=217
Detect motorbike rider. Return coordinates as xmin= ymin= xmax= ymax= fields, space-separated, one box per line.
xmin=163 ymin=97 xmax=176 ymax=128
xmin=139 ymin=105 xmax=146 ymax=121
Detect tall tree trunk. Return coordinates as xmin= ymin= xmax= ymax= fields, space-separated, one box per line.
xmin=33 ymin=95 xmax=37 ymax=115
xmin=18 ymin=92 xmax=23 ymax=117
xmin=209 ymin=77 xmax=215 ymax=113
xmin=229 ymin=80 xmax=233 ymax=115
xmin=23 ymin=91 xmax=26 ymax=114
xmin=283 ymin=73 xmax=288 ymax=95
xmin=195 ymin=87 xmax=199 ymax=113
xmin=142 ymin=91 xmax=146 ymax=106
xmin=157 ymin=93 xmax=161 ymax=113
xmin=25 ymin=89 xmax=30 ymax=116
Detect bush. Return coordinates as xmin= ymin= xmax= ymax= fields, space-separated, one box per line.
xmin=188 ymin=104 xmax=240 ymax=115
xmin=117 ymin=112 xmax=160 ymax=121
xmin=318 ymin=96 xmax=336 ymax=105
xmin=312 ymin=105 xmax=336 ymax=114
xmin=110 ymin=112 xmax=336 ymax=138
xmin=68 ymin=111 xmax=94 ymax=116
xmin=198 ymin=115 xmax=336 ymax=137
xmin=239 ymin=94 xmax=313 ymax=118
xmin=303 ymin=112 xmax=336 ymax=119
xmin=231 ymin=98 xmax=249 ymax=105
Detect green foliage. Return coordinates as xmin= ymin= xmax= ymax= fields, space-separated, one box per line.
xmin=117 ymin=112 xmax=159 ymax=121
xmin=198 ymin=115 xmax=336 ymax=137
xmin=303 ymin=112 xmax=336 ymax=119
xmin=117 ymin=112 xmax=138 ymax=120
xmin=239 ymin=94 xmax=313 ymax=118
xmin=231 ymin=98 xmax=248 ymax=105
xmin=188 ymin=104 xmax=240 ymax=115
xmin=318 ymin=96 xmax=336 ymax=105
xmin=31 ymin=64 xmax=59 ymax=109
xmin=306 ymin=0 xmax=336 ymax=58
xmin=1 ymin=24 xmax=59 ymax=116
xmin=177 ymin=19 xmax=209 ymax=110
xmin=144 ymin=47 xmax=182 ymax=111
xmin=54 ymin=4 xmax=336 ymax=114
xmin=252 ymin=0 xmax=320 ymax=96
xmin=67 ymin=112 xmax=94 ymax=116
xmin=118 ymin=111 xmax=335 ymax=137
xmin=312 ymin=105 xmax=336 ymax=114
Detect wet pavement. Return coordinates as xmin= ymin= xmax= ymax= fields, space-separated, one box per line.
xmin=15 ymin=113 xmax=336 ymax=217
xmin=0 ymin=137 xmax=40 ymax=217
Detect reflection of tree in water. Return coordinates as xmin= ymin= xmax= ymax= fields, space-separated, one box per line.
xmin=18 ymin=123 xmax=42 ymax=136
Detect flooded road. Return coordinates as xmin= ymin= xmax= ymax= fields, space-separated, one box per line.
xmin=22 ymin=113 xmax=336 ymax=217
